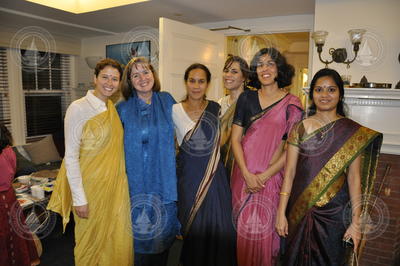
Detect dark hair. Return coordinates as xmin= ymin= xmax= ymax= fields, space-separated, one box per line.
xmin=184 ymin=63 xmax=211 ymax=83
xmin=94 ymin=58 xmax=123 ymax=79
xmin=0 ymin=123 xmax=13 ymax=153
xmin=248 ymin=47 xmax=294 ymax=89
xmin=120 ymin=57 xmax=161 ymax=100
xmin=224 ymin=55 xmax=250 ymax=83
xmin=308 ymin=68 xmax=346 ymax=117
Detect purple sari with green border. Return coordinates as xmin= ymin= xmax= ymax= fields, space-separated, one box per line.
xmin=284 ymin=118 xmax=382 ymax=266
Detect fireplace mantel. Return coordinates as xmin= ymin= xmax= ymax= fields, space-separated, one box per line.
xmin=303 ymin=88 xmax=400 ymax=155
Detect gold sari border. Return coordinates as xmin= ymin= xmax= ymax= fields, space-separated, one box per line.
xmin=289 ymin=126 xmax=380 ymax=230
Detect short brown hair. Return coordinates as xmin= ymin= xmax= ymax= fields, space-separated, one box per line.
xmin=94 ymin=58 xmax=123 ymax=79
xmin=120 ymin=57 xmax=161 ymax=100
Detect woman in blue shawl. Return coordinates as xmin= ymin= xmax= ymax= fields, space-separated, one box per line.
xmin=117 ymin=57 xmax=180 ymax=266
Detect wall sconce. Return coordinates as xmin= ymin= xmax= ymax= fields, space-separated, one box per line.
xmin=312 ymin=29 xmax=366 ymax=68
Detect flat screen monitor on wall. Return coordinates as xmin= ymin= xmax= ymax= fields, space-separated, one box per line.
xmin=106 ymin=41 xmax=151 ymax=67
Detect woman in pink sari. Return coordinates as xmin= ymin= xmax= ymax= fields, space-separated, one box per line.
xmin=231 ymin=48 xmax=303 ymax=266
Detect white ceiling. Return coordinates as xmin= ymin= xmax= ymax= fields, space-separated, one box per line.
xmin=0 ymin=0 xmax=315 ymax=38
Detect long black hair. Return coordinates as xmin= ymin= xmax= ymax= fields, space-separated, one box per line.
xmin=248 ymin=47 xmax=294 ymax=89
xmin=308 ymin=68 xmax=346 ymax=117
xmin=0 ymin=123 xmax=13 ymax=154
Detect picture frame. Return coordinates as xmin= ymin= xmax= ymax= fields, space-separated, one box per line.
xmin=106 ymin=40 xmax=151 ymax=67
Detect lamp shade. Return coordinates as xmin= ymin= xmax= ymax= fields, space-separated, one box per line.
xmin=85 ymin=56 xmax=103 ymax=69
xmin=311 ymin=31 xmax=328 ymax=45
xmin=348 ymin=29 xmax=366 ymax=44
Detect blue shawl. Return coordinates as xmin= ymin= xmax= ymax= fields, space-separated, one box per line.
xmin=117 ymin=91 xmax=177 ymax=203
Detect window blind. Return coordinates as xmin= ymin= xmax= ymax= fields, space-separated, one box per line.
xmin=21 ymin=50 xmax=72 ymax=138
xmin=0 ymin=47 xmax=11 ymax=133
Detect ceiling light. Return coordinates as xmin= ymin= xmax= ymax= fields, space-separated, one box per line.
xmin=24 ymin=0 xmax=150 ymax=14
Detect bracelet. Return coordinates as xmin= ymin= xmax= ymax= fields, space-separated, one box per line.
xmin=279 ymin=192 xmax=290 ymax=196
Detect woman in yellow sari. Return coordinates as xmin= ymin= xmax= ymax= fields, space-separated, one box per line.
xmin=48 ymin=59 xmax=133 ymax=265
xmin=275 ymin=68 xmax=382 ymax=265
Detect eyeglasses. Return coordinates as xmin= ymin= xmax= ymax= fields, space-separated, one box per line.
xmin=256 ymin=60 xmax=276 ymax=68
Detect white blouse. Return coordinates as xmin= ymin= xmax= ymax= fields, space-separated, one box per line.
xmin=172 ymin=103 xmax=195 ymax=146
xmin=64 ymin=90 xmax=107 ymax=206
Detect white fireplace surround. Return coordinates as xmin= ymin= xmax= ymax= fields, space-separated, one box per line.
xmin=303 ymin=88 xmax=400 ymax=155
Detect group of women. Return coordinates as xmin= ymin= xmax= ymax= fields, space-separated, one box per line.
xmin=43 ymin=46 xmax=383 ymax=266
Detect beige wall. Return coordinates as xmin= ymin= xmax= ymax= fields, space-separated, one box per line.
xmin=312 ymin=0 xmax=400 ymax=86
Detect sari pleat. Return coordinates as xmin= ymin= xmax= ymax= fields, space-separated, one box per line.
xmin=47 ymin=101 xmax=133 ymax=266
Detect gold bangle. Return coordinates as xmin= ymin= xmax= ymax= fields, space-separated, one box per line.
xmin=279 ymin=192 xmax=290 ymax=196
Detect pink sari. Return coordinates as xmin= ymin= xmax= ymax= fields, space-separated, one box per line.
xmin=231 ymin=94 xmax=302 ymax=266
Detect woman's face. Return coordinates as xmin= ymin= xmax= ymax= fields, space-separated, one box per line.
xmin=93 ymin=65 xmax=121 ymax=102
xmin=185 ymin=68 xmax=208 ymax=101
xmin=256 ymin=54 xmax=278 ymax=87
xmin=223 ymin=61 xmax=245 ymax=91
xmin=130 ymin=63 xmax=154 ymax=95
xmin=312 ymin=76 xmax=340 ymax=113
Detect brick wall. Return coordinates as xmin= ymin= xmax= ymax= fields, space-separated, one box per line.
xmin=360 ymin=154 xmax=400 ymax=266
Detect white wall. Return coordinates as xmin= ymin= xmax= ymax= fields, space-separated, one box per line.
xmin=312 ymin=0 xmax=400 ymax=86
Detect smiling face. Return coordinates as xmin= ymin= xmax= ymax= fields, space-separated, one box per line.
xmin=130 ymin=63 xmax=155 ymax=96
xmin=256 ymin=54 xmax=278 ymax=87
xmin=312 ymin=76 xmax=341 ymax=114
xmin=223 ymin=61 xmax=245 ymax=91
xmin=93 ymin=65 xmax=121 ymax=102
xmin=185 ymin=68 xmax=209 ymax=101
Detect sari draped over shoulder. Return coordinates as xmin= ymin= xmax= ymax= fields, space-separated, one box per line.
xmin=220 ymin=101 xmax=237 ymax=177
xmin=47 ymin=101 xmax=133 ymax=266
xmin=177 ymin=101 xmax=236 ymax=266
xmin=231 ymin=93 xmax=303 ymax=266
xmin=284 ymin=118 xmax=382 ymax=266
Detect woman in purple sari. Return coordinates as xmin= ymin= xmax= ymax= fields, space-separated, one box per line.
xmin=173 ymin=63 xmax=236 ymax=266
xmin=275 ymin=68 xmax=382 ymax=265
xmin=231 ymin=48 xmax=303 ymax=266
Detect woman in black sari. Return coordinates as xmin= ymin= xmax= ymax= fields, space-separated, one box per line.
xmin=172 ymin=63 xmax=236 ymax=266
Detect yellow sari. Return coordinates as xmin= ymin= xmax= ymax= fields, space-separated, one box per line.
xmin=47 ymin=101 xmax=133 ymax=266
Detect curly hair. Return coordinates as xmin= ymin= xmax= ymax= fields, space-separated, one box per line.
xmin=0 ymin=123 xmax=12 ymax=154
xmin=248 ymin=47 xmax=294 ymax=89
xmin=120 ymin=57 xmax=161 ymax=100
xmin=308 ymin=68 xmax=346 ymax=117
